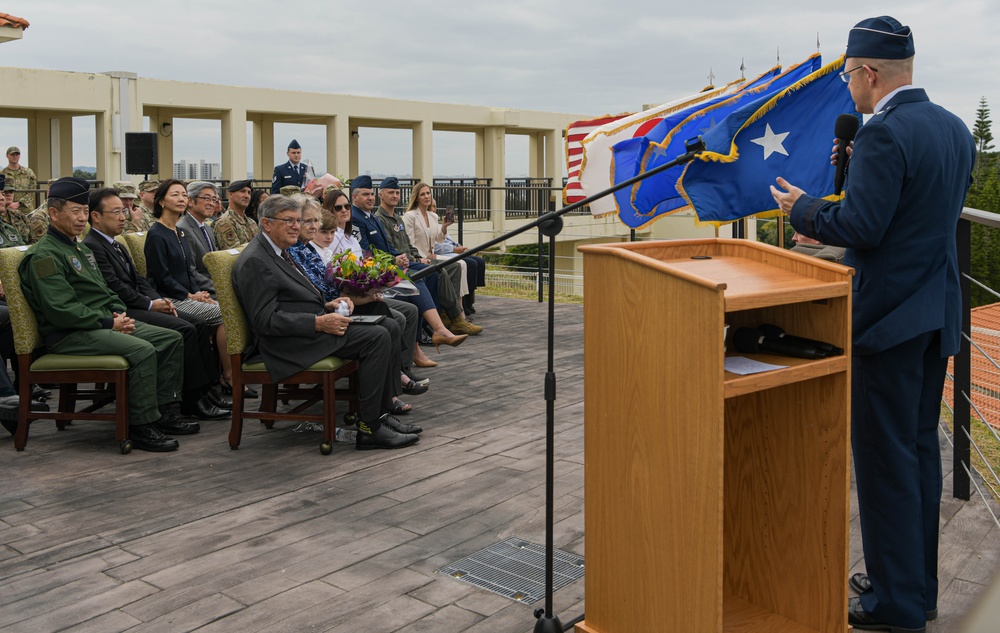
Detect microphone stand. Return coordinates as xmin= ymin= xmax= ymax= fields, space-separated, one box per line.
xmin=410 ymin=137 xmax=706 ymax=633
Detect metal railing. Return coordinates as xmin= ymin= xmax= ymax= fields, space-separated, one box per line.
xmin=951 ymin=207 xmax=1000 ymax=502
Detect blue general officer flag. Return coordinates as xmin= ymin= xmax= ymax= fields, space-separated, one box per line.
xmin=677 ymin=56 xmax=859 ymax=226
xmin=608 ymin=66 xmax=783 ymax=225
xmin=618 ymin=54 xmax=823 ymax=229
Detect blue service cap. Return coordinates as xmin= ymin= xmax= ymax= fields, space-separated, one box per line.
xmin=846 ymin=16 xmax=914 ymax=60
xmin=288 ymin=139 xmax=301 ymax=150
xmin=380 ymin=176 xmax=400 ymax=190
xmin=351 ymin=175 xmax=373 ymax=190
xmin=49 ymin=177 xmax=91 ymax=204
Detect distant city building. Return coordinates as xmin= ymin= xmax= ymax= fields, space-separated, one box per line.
xmin=173 ymin=159 xmax=220 ymax=181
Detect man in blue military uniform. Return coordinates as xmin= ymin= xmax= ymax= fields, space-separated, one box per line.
xmin=270 ymin=139 xmax=305 ymax=194
xmin=771 ymin=17 xmax=976 ymax=633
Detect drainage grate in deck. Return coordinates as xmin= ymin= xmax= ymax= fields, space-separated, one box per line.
xmin=437 ymin=537 xmax=585 ymax=604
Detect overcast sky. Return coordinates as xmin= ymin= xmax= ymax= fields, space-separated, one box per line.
xmin=1 ymin=0 xmax=996 ymax=178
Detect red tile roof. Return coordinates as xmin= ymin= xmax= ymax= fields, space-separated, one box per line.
xmin=0 ymin=12 xmax=28 ymax=30
xmin=945 ymin=302 xmax=1000 ymax=429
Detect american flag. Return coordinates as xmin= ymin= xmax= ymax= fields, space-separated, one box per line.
xmin=563 ymin=114 xmax=632 ymax=205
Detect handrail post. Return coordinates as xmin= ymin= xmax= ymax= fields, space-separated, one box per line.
xmin=954 ymin=216 xmax=972 ymax=500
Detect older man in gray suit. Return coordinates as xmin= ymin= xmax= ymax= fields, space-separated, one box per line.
xmin=178 ymin=181 xmax=219 ymax=295
xmin=232 ymin=194 xmax=419 ymax=450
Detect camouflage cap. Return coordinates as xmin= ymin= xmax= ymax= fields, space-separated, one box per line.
xmin=5 ymin=146 xmax=19 ymax=155
xmin=113 ymin=180 xmax=138 ymax=198
xmin=138 ymin=179 xmax=161 ymax=193
xmin=279 ymin=185 xmax=302 ymax=196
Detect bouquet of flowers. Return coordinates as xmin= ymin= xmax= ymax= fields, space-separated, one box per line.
xmin=325 ymin=249 xmax=408 ymax=296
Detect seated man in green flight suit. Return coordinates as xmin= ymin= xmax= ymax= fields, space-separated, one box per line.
xmin=17 ymin=177 xmax=199 ymax=452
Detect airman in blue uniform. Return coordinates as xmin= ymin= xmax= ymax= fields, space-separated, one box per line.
xmin=772 ymin=17 xmax=976 ymax=632
xmin=270 ymin=139 xmax=305 ymax=194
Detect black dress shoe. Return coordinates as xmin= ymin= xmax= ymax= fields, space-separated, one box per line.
xmin=244 ymin=385 xmax=259 ymax=399
xmin=154 ymin=412 xmax=200 ymax=435
xmin=181 ymin=396 xmax=230 ymax=420
xmin=402 ymin=369 xmax=429 ymax=386
xmin=129 ymin=424 xmax=180 ymax=452
xmin=204 ymin=388 xmax=232 ymax=410
xmin=848 ymin=597 xmax=925 ymax=632
xmin=355 ymin=423 xmax=419 ymax=450
xmin=401 ymin=378 xmax=428 ymax=396
xmin=849 ymin=574 xmax=937 ymax=621
xmin=381 ymin=413 xmax=422 ymax=434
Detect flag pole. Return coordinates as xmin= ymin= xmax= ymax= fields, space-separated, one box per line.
xmin=410 ymin=137 xmax=706 ymax=633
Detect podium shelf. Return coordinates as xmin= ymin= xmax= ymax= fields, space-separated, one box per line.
xmin=723 ymin=354 xmax=848 ymax=399
xmin=723 ymin=594 xmax=828 ymax=633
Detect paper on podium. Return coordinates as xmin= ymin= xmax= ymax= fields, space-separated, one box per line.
xmin=724 ymin=356 xmax=789 ymax=375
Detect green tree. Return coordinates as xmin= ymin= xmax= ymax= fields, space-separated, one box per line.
xmin=72 ymin=168 xmax=96 ymax=180
xmin=973 ymin=97 xmax=994 ymax=184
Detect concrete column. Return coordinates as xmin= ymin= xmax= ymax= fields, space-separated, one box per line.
xmin=221 ymin=108 xmax=248 ymax=182
xmin=58 ymin=117 xmax=73 ymax=180
xmin=528 ymin=132 xmax=544 ymax=179
xmin=475 ymin=130 xmax=485 ymax=179
xmin=349 ymin=124 xmax=359 ymax=177
xmin=28 ymin=116 xmax=51 ymax=181
xmin=482 ymin=125 xmax=506 ymax=233
xmin=254 ymin=118 xmax=274 ymax=184
xmin=95 ymin=112 xmax=113 ymax=183
xmin=327 ymin=115 xmax=350 ymax=180
xmin=544 ymin=128 xmax=562 ymax=210
xmin=412 ymin=119 xmax=433 ymax=183
xmin=147 ymin=114 xmax=174 ymax=180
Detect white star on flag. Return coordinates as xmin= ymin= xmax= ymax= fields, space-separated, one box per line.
xmin=750 ymin=124 xmax=790 ymax=159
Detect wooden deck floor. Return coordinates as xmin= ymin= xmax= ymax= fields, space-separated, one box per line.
xmin=1 ymin=296 xmax=998 ymax=632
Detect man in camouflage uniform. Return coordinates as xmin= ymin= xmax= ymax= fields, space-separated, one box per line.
xmin=26 ymin=178 xmax=56 ymax=244
xmin=0 ymin=176 xmax=31 ymax=244
xmin=2 ymin=146 xmax=37 ymax=212
xmin=212 ymin=179 xmax=259 ymax=249
xmin=125 ymin=179 xmax=157 ymax=234
xmin=0 ymin=192 xmax=26 ymax=248
xmin=114 ymin=180 xmax=150 ymax=234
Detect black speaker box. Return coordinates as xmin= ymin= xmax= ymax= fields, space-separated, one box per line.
xmin=125 ymin=132 xmax=158 ymax=175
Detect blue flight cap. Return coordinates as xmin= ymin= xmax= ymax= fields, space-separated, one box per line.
xmin=288 ymin=139 xmax=301 ymax=150
xmin=49 ymin=177 xmax=91 ymax=204
xmin=845 ymin=16 xmax=914 ymax=59
xmin=351 ymin=175 xmax=373 ymax=191
xmin=380 ymin=176 xmax=400 ymax=190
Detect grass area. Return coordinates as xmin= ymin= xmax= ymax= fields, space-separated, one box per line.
xmin=479 ymin=284 xmax=584 ymax=304
xmin=942 ymin=403 xmax=1000 ymax=501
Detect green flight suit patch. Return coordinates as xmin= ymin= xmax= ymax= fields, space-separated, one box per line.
xmin=32 ymin=256 xmax=57 ymax=278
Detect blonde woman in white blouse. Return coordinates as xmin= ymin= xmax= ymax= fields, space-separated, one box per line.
xmin=402 ymin=183 xmax=469 ymax=297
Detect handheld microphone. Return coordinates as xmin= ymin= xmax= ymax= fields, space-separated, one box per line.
xmin=834 ymin=114 xmax=860 ymax=195
xmin=758 ymin=324 xmax=843 ymax=357
xmin=733 ymin=327 xmax=826 ymax=360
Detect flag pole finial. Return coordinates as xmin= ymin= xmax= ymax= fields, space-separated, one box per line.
xmin=740 ymin=58 xmax=746 ymax=79
xmin=776 ymin=46 xmax=781 ymax=66
xmin=816 ymin=32 xmax=821 ymax=52
xmin=708 ymin=67 xmax=715 ymax=87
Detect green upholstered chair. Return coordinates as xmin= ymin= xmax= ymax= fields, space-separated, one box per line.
xmin=0 ymin=247 xmax=133 ymax=453
xmin=203 ymin=249 xmax=358 ymax=455
xmin=121 ymin=232 xmax=147 ymax=278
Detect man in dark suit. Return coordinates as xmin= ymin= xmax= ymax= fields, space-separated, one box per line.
xmin=177 ymin=181 xmax=219 ymax=295
xmin=270 ymin=139 xmax=305 ymax=194
xmin=772 ymin=17 xmax=976 ymax=632
xmin=84 ymin=188 xmax=229 ymax=420
xmin=232 ymin=194 xmax=419 ymax=450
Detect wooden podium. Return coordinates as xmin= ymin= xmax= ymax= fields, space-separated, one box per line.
xmin=575 ymin=238 xmax=853 ymax=633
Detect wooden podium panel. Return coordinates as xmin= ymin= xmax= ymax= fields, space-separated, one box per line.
xmin=577 ymin=239 xmax=852 ymax=633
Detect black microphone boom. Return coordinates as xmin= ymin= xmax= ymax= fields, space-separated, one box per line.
xmin=834 ymin=114 xmax=860 ymax=196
